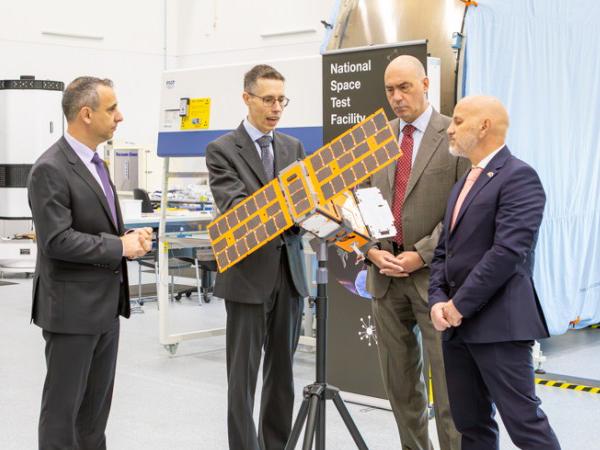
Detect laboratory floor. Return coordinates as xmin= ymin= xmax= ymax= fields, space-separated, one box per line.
xmin=1 ymin=272 xmax=598 ymax=449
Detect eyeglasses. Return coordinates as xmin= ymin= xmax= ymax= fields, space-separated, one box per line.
xmin=247 ymin=92 xmax=290 ymax=108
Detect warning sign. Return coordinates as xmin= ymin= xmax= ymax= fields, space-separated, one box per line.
xmin=181 ymin=98 xmax=211 ymax=130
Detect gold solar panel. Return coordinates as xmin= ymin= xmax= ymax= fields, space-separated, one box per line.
xmin=208 ymin=180 xmax=293 ymax=272
xmin=208 ymin=108 xmax=402 ymax=272
xmin=305 ymin=109 xmax=400 ymax=205
xmin=278 ymin=161 xmax=317 ymax=222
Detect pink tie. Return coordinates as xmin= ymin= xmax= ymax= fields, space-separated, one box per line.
xmin=451 ymin=167 xmax=483 ymax=230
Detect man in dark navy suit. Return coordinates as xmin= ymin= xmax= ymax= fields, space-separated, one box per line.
xmin=428 ymin=95 xmax=561 ymax=450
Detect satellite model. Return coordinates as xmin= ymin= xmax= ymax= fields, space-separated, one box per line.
xmin=207 ymin=108 xmax=402 ymax=273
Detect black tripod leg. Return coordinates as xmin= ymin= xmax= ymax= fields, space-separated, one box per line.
xmin=302 ymin=394 xmax=321 ymax=450
xmin=316 ymin=396 xmax=325 ymax=450
xmin=332 ymin=393 xmax=369 ymax=449
xmin=285 ymin=398 xmax=311 ymax=450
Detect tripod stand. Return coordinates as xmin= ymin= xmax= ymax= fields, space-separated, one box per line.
xmin=285 ymin=241 xmax=368 ymax=450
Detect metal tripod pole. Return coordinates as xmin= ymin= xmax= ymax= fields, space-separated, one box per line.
xmin=315 ymin=240 xmax=328 ymax=449
xmin=285 ymin=240 xmax=368 ymax=450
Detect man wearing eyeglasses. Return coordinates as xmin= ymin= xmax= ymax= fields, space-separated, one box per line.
xmin=206 ymin=64 xmax=308 ymax=450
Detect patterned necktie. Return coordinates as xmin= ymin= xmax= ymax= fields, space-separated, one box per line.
xmin=451 ymin=167 xmax=483 ymax=230
xmin=256 ymin=135 xmax=274 ymax=181
xmin=391 ymin=124 xmax=416 ymax=244
xmin=91 ymin=152 xmax=118 ymax=226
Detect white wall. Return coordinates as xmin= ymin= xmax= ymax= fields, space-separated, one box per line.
xmin=172 ymin=0 xmax=333 ymax=68
xmin=0 ymin=0 xmax=170 ymax=150
xmin=1 ymin=0 xmax=335 ymax=194
xmin=164 ymin=0 xmax=334 ymax=177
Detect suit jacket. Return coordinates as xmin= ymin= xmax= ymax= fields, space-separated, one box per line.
xmin=206 ymin=122 xmax=308 ymax=304
xmin=364 ymin=110 xmax=470 ymax=300
xmin=428 ymin=146 xmax=550 ymax=343
xmin=27 ymin=137 xmax=130 ymax=335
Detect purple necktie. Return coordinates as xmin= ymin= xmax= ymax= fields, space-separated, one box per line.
xmin=91 ymin=152 xmax=118 ymax=226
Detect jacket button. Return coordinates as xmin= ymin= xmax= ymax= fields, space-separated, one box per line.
xmin=447 ymin=251 xmax=453 ymax=258
xmin=449 ymin=281 xmax=456 ymax=287
xmin=113 ymin=270 xmax=120 ymax=274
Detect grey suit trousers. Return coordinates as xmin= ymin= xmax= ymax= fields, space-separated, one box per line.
xmin=225 ymin=251 xmax=304 ymax=450
xmin=372 ymin=276 xmax=460 ymax=450
xmin=39 ymin=318 xmax=120 ymax=450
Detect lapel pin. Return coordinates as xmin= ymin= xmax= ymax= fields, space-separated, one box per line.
xmin=487 ymin=171 xmax=494 ymax=178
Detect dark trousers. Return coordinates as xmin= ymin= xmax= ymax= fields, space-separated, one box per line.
xmin=372 ymin=277 xmax=460 ymax=450
xmin=225 ymin=257 xmax=303 ymax=450
xmin=443 ymin=339 xmax=561 ymax=450
xmin=38 ymin=318 xmax=120 ymax=450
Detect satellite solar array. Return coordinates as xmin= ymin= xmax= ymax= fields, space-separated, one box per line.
xmin=208 ymin=109 xmax=401 ymax=272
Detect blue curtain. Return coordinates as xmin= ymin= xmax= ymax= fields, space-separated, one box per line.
xmin=463 ymin=0 xmax=600 ymax=334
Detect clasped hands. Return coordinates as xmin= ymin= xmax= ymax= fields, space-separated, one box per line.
xmin=120 ymin=227 xmax=153 ymax=259
xmin=366 ymin=248 xmax=424 ymax=277
xmin=430 ymin=300 xmax=463 ymax=331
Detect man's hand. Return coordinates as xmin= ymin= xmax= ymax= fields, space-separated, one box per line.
xmin=431 ymin=302 xmax=451 ymax=331
xmin=443 ymin=300 xmax=463 ymax=327
xmin=367 ymin=248 xmax=408 ymax=278
xmin=396 ymin=251 xmax=425 ymax=274
xmin=131 ymin=227 xmax=153 ymax=241
xmin=120 ymin=228 xmax=153 ymax=258
xmin=130 ymin=227 xmax=153 ymax=254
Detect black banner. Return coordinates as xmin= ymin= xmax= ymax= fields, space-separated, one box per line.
xmin=323 ymin=42 xmax=427 ymax=401
xmin=323 ymin=42 xmax=427 ymax=142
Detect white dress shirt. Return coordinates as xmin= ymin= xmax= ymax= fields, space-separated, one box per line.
xmin=398 ymin=104 xmax=433 ymax=166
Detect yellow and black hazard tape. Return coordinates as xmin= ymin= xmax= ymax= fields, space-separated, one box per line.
xmin=535 ymin=378 xmax=600 ymax=394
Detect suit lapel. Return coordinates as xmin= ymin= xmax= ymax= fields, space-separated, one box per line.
xmin=446 ymin=172 xmax=467 ymax=234
xmin=112 ymin=178 xmax=125 ymax=233
xmin=405 ymin=110 xmax=445 ymax=199
xmin=234 ymin=123 xmax=268 ymax=185
xmin=273 ymin=131 xmax=293 ymax=174
xmin=59 ymin=138 xmax=118 ymax=232
xmin=451 ymin=146 xmax=511 ymax=234
xmin=386 ymin=118 xmax=400 ymax=192
xmin=379 ymin=164 xmax=395 ymax=207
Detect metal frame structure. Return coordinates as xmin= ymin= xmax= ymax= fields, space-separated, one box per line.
xmin=157 ymin=157 xmax=225 ymax=354
xmin=155 ymin=159 xmax=317 ymax=354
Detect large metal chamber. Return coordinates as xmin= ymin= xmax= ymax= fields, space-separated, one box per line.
xmin=325 ymin=0 xmax=467 ymax=115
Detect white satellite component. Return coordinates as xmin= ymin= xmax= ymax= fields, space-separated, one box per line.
xmin=0 ymin=76 xmax=64 ymax=219
xmin=354 ymin=187 xmax=396 ymax=240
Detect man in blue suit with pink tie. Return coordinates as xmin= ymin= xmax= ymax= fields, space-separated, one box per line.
xmin=428 ymin=95 xmax=561 ymax=450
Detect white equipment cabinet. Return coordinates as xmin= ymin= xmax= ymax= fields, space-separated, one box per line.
xmin=0 ymin=76 xmax=64 ymax=219
xmin=0 ymin=77 xmax=63 ymax=273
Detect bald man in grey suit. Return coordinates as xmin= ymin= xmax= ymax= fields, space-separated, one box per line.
xmin=363 ymin=56 xmax=469 ymax=450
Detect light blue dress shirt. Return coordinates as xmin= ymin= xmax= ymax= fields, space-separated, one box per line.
xmin=243 ymin=118 xmax=274 ymax=161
